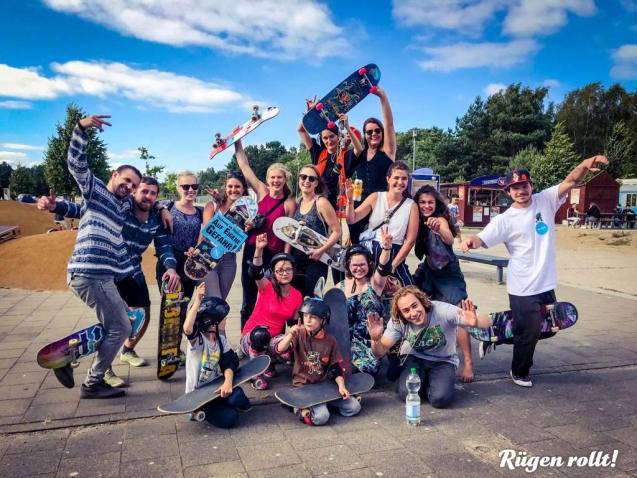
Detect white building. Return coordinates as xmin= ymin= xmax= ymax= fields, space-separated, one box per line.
xmin=618 ymin=178 xmax=637 ymax=208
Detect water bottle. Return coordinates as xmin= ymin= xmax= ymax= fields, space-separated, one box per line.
xmin=405 ymin=367 xmax=421 ymax=426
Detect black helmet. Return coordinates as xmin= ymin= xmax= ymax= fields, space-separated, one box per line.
xmin=269 ymin=253 xmax=295 ymax=272
xmin=344 ymin=245 xmax=373 ymax=265
xmin=299 ymin=298 xmax=331 ymax=323
xmin=196 ymin=297 xmax=230 ymax=332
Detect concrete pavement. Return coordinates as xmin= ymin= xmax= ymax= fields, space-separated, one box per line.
xmin=0 ymin=253 xmax=636 ymax=476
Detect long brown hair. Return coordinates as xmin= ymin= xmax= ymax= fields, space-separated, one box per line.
xmin=386 ymin=161 xmax=411 ymax=198
xmin=390 ymin=286 xmax=433 ymax=325
xmin=299 ymin=164 xmax=329 ymax=198
xmin=220 ymin=171 xmax=249 ymax=207
xmin=413 ymin=185 xmax=459 ymax=237
xmin=362 ymin=117 xmax=384 ymax=151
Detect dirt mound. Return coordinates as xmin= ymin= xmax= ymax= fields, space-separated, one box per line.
xmin=0 ymin=201 xmax=62 ymax=238
xmin=0 ymin=232 xmax=158 ymax=291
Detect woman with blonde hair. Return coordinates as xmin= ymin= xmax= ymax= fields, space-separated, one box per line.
xmin=234 ymin=140 xmax=296 ymax=330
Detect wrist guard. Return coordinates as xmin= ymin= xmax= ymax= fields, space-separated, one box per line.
xmin=376 ymin=260 xmax=392 ymax=277
xmin=328 ymin=362 xmax=344 ymax=381
xmin=248 ymin=261 xmax=265 ymax=280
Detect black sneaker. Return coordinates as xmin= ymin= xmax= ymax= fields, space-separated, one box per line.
xmin=80 ymin=381 xmax=126 ymax=399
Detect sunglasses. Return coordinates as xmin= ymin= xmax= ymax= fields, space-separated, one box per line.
xmin=298 ymin=174 xmax=317 ymax=183
xmin=227 ymin=171 xmax=244 ymax=179
xmin=180 ymin=184 xmax=199 ymax=191
xmin=365 ymin=128 xmax=382 ymax=136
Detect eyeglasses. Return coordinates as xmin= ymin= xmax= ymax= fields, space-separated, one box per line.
xmin=365 ymin=128 xmax=382 ymax=136
xmin=180 ymin=184 xmax=199 ymax=191
xmin=349 ymin=264 xmax=368 ymax=270
xmin=274 ymin=267 xmax=294 ymax=275
xmin=227 ymin=171 xmax=244 ymax=179
xmin=298 ymin=174 xmax=317 ymax=183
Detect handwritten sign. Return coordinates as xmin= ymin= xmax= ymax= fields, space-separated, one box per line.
xmin=201 ymin=213 xmax=247 ymax=253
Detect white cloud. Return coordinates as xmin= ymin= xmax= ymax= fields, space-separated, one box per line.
xmin=610 ymin=44 xmax=637 ymax=79
xmin=43 ymin=0 xmax=351 ymax=60
xmin=107 ymin=149 xmax=140 ymax=161
xmin=0 ymin=151 xmax=28 ymax=164
xmin=0 ymin=143 xmax=44 ymax=151
xmin=503 ymin=0 xmax=596 ymax=37
xmin=0 ymin=61 xmax=247 ymax=113
xmin=542 ymin=79 xmax=561 ymax=88
xmin=417 ymin=40 xmax=540 ymax=72
xmin=0 ymin=100 xmax=32 ymax=109
xmin=484 ymin=83 xmax=507 ymax=96
xmin=109 ymin=162 xmax=124 ymax=170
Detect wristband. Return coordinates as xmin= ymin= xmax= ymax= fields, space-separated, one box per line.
xmin=381 ymin=246 xmax=391 ymax=251
xmin=253 ymin=255 xmax=263 ymax=259
xmin=77 ymin=121 xmax=86 ymax=132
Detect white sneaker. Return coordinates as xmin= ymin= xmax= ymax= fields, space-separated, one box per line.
xmin=104 ymin=366 xmax=126 ymax=388
xmin=120 ymin=350 xmax=147 ymax=367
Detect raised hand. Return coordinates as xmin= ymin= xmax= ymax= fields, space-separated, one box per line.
xmin=37 ymin=188 xmax=56 ymax=211
xmin=195 ymin=282 xmax=206 ymax=301
xmin=426 ymin=216 xmax=442 ymax=232
xmin=582 ymin=155 xmax=609 ymax=172
xmin=288 ymin=324 xmax=299 ymax=337
xmin=305 ymin=95 xmax=317 ymax=112
xmin=345 ymin=179 xmax=354 ymax=201
xmin=365 ymin=312 xmax=384 ymax=341
xmin=379 ymin=225 xmax=393 ymax=250
xmin=255 ymin=233 xmax=268 ymax=250
xmin=459 ymin=299 xmax=478 ymax=327
xmin=338 ymin=113 xmax=349 ymax=129
xmin=78 ymin=115 xmax=112 ymax=132
xmin=371 ymin=85 xmax=385 ymax=98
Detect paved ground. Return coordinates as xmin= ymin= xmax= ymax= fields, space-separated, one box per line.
xmin=0 ymin=253 xmax=636 ymax=477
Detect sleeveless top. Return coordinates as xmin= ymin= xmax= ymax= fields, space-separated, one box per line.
xmin=246 ymin=194 xmax=287 ymax=253
xmin=339 ymin=279 xmax=383 ymax=374
xmin=163 ymin=202 xmax=202 ymax=252
xmin=365 ymin=192 xmax=413 ymax=245
xmin=291 ymin=197 xmax=328 ymax=261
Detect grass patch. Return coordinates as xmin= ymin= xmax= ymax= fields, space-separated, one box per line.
xmin=607 ymin=239 xmax=630 ymax=246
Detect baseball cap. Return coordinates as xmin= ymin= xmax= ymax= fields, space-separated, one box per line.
xmin=505 ymin=169 xmax=533 ymax=188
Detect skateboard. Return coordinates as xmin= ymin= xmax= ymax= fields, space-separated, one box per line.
xmin=313 ymin=276 xmax=325 ymax=298
xmin=272 ymin=217 xmax=346 ymax=272
xmin=323 ymin=288 xmax=351 ymax=374
xmin=36 ymin=308 xmax=146 ymax=388
xmin=275 ymin=372 xmax=374 ymax=416
xmin=185 ymin=197 xmax=257 ymax=280
xmin=157 ymin=281 xmax=190 ymax=380
xmin=157 ymin=355 xmax=270 ymax=421
xmin=468 ymin=302 xmax=578 ymax=343
xmin=209 ymin=106 xmax=280 ymax=160
xmin=302 ymin=64 xmax=381 ymax=135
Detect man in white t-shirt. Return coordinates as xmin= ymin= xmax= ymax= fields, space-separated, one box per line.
xmin=460 ymin=156 xmax=608 ymax=387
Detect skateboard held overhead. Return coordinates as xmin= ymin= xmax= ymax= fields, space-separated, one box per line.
xmin=158 ymin=355 xmax=270 ymax=421
xmin=185 ymin=197 xmax=258 ymax=280
xmin=302 ymin=64 xmax=381 ymax=135
xmin=323 ymin=288 xmax=351 ymax=375
xmin=468 ymin=302 xmax=578 ymax=343
xmin=157 ymin=281 xmax=189 ymax=380
xmin=210 ymin=106 xmax=280 ymax=160
xmin=36 ymin=308 xmax=146 ymax=388
xmin=272 ymin=217 xmax=345 ymax=272
xmin=275 ymin=372 xmax=374 ymax=416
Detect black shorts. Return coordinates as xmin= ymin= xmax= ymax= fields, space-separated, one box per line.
xmin=116 ymin=276 xmax=151 ymax=308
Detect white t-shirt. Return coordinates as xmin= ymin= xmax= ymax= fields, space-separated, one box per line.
xmin=383 ymin=301 xmax=468 ymax=367
xmin=477 ymin=186 xmax=565 ymax=296
xmin=185 ymin=333 xmax=233 ymax=394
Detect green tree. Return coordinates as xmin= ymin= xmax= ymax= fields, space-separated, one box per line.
xmin=603 ymin=121 xmax=637 ymax=179
xmin=533 ymin=123 xmax=580 ymax=191
xmin=198 ymin=166 xmax=221 ymax=190
xmin=161 ymin=171 xmax=178 ymax=198
xmin=9 ymin=164 xmax=35 ymax=197
xmin=28 ymin=164 xmax=48 ymax=196
xmin=0 ymin=161 xmax=13 ymax=188
xmin=43 ymin=103 xmax=111 ymax=195
xmin=138 ymin=146 xmax=165 ymax=178
xmin=509 ymin=145 xmax=543 ymax=172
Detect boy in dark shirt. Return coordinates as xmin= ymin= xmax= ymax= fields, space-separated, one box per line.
xmin=276 ymin=298 xmax=361 ymax=425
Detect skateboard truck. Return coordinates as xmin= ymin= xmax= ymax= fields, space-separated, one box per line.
xmin=251 ymin=105 xmax=260 ymax=122
xmin=187 ymin=410 xmax=206 ymax=422
xmin=160 ymin=352 xmax=181 ymax=368
xmin=165 ymin=297 xmax=190 ymax=307
xmin=358 ymin=67 xmax=378 ymax=94
xmin=68 ymin=338 xmax=80 ymax=368
xmin=213 ymin=132 xmax=224 ymax=148
xmin=545 ymin=304 xmax=559 ymax=333
xmin=314 ymin=103 xmax=336 ymax=129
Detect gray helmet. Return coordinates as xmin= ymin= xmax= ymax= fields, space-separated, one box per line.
xmin=298 ymin=298 xmax=331 ymax=324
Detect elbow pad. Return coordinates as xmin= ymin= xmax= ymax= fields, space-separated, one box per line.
xmin=185 ymin=329 xmax=200 ymax=341
xmin=248 ymin=261 xmax=265 ymax=281
xmin=328 ymin=361 xmax=344 ymax=381
xmin=376 ymin=260 xmax=392 ymax=277
xmin=219 ymin=349 xmax=239 ymax=373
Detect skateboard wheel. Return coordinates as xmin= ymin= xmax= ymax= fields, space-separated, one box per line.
xmin=545 ymin=304 xmax=555 ymax=311
xmin=194 ymin=410 xmax=206 ymax=422
xmin=165 ymin=299 xmax=173 ymax=306
xmin=251 ymin=114 xmax=259 ymax=121
xmin=370 ymin=86 xmax=378 ymax=94
xmin=316 ymin=103 xmax=324 ymax=111
xmin=69 ymin=339 xmax=78 ymax=347
xmin=490 ymin=337 xmax=498 ymax=343
xmin=550 ymin=326 xmax=559 ymax=333
xmin=70 ymin=361 xmax=80 ymax=369
xmin=253 ymin=104 xmax=259 ymax=110
xmin=301 ymin=408 xmax=311 ymax=418
xmin=215 ymin=132 xmax=221 ymax=138
xmin=183 ymin=297 xmax=190 ymax=302
xmin=355 ymin=395 xmax=362 ymax=403
xmin=187 ymin=412 xmax=196 ymax=421
xmin=161 ymin=359 xmax=167 ymax=367
xmin=358 ymin=67 xmax=367 ymax=76
xmin=129 ymin=334 xmax=137 ymax=341
xmin=327 ymin=121 xmax=335 ymax=129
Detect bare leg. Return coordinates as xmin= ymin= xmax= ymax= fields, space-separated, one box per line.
xmin=457 ymin=327 xmax=474 ymax=383
xmin=123 ymin=307 xmax=150 ymax=349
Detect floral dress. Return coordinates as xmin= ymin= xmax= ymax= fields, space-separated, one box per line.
xmin=340 ymin=279 xmax=384 ymax=374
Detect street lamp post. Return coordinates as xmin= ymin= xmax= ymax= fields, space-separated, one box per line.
xmin=412 ymin=128 xmax=417 ymax=171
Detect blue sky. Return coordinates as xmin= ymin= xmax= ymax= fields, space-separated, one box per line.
xmin=0 ymin=0 xmax=636 ymax=178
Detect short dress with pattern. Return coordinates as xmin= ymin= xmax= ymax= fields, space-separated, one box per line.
xmin=339 ymin=279 xmax=383 ymax=374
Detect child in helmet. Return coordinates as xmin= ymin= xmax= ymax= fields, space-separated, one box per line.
xmin=183 ymin=283 xmax=252 ymax=428
xmin=239 ymin=233 xmax=303 ymax=389
xmin=276 ymin=297 xmax=361 ymax=426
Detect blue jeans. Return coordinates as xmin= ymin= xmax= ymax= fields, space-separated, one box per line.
xmin=295 ymin=396 xmax=361 ymax=425
xmin=201 ymin=387 xmax=251 ymax=429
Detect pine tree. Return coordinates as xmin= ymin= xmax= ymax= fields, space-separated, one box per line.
xmin=9 ymin=164 xmax=35 ymax=197
xmin=43 ymin=103 xmax=111 ymax=196
xmin=604 ymin=121 xmax=636 ymax=179
xmin=533 ymin=122 xmax=580 ymax=191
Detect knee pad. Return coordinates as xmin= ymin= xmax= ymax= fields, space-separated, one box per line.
xmin=249 ymin=326 xmax=271 ymax=353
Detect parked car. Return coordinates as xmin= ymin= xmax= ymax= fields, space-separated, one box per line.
xmin=17 ymin=194 xmax=36 ymax=203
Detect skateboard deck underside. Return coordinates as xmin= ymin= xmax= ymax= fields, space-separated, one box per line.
xmin=323 ymin=288 xmax=351 ymax=375
xmin=210 ymin=107 xmax=280 ymax=159
xmin=157 ymin=282 xmax=184 ymax=380
xmin=37 ymin=309 xmax=146 ymax=369
xmin=272 ymin=217 xmax=345 ymax=272
xmin=275 ymin=372 xmax=374 ymax=410
xmin=469 ymin=302 xmax=578 ymax=342
xmin=158 ymin=355 xmax=270 ymax=413
xmin=302 ymin=64 xmax=381 ymax=135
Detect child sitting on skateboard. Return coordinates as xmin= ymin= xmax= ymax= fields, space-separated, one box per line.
xmin=183 ymin=283 xmax=252 ymax=428
xmin=239 ymin=233 xmax=303 ymax=390
xmin=276 ymin=298 xmax=361 ymax=426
